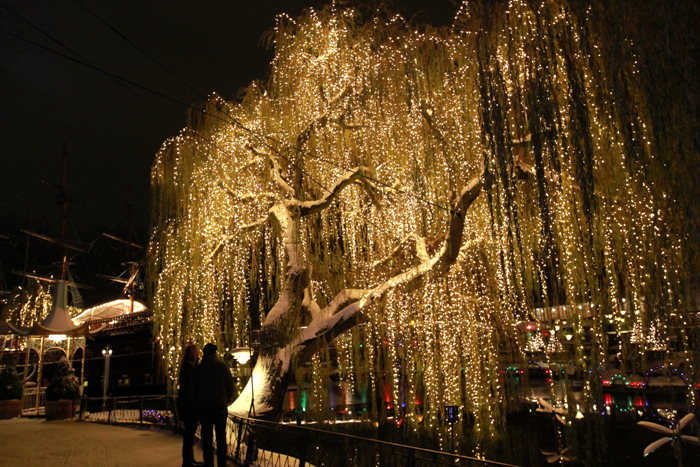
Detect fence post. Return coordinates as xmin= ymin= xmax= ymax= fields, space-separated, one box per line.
xmin=298 ymin=429 xmax=309 ymax=467
xmin=244 ymin=426 xmax=258 ymax=466
xmin=234 ymin=420 xmax=243 ymax=462
xmin=169 ymin=396 xmax=176 ymax=432
xmin=407 ymin=448 xmax=415 ymax=467
xmin=140 ymin=397 xmax=144 ymax=425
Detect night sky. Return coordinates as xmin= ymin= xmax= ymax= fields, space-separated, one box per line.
xmin=0 ymin=0 xmax=457 ymax=298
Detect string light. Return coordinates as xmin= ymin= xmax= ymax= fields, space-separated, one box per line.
xmin=148 ymin=0 xmax=698 ymax=448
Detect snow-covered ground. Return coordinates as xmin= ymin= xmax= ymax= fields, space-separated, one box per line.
xmin=0 ymin=417 xmax=208 ymax=466
xmin=0 ymin=417 xmax=309 ymax=467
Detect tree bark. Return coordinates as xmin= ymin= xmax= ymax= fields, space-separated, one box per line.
xmin=228 ymin=159 xmax=483 ymax=419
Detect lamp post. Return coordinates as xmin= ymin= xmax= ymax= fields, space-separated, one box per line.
xmin=445 ymin=405 xmax=459 ymax=452
xmin=101 ymin=346 xmax=112 ymax=405
xmin=231 ymin=346 xmax=256 ymax=419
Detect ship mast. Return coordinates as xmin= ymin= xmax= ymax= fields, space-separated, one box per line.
xmin=59 ymin=143 xmax=69 ymax=281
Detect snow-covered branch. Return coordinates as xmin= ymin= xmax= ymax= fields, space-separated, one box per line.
xmin=456 ymin=236 xmax=490 ymax=262
xmin=239 ymin=216 xmax=270 ymax=233
xmin=289 ymin=166 xmax=377 ymax=217
xmin=293 ymin=174 xmax=482 ymax=355
xmin=240 ymin=156 xmax=264 ymax=171
xmin=219 ymin=182 xmax=276 ymax=205
xmin=209 ymin=234 xmax=236 ymax=262
xmin=302 ymin=287 xmax=322 ymax=319
xmin=229 ymin=172 xmax=483 ymax=419
xmin=371 ymin=233 xmax=430 ymax=268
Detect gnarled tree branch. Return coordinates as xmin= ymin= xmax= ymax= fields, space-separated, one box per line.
xmin=297 ymin=86 xmax=352 ymax=147
xmin=209 ymin=214 xmax=269 ymax=262
xmin=422 ymin=103 xmax=457 ymax=174
xmin=229 ymin=172 xmax=483 ymax=419
xmin=247 ymin=144 xmax=296 ymax=197
xmin=291 ymin=173 xmax=483 ymax=363
xmin=289 ymin=166 xmax=377 ymax=217
xmin=219 ymin=182 xmax=276 ymax=205
xmin=371 ymin=233 xmax=430 ymax=268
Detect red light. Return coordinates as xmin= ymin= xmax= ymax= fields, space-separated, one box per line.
xmin=603 ymin=380 xmax=610 ymax=386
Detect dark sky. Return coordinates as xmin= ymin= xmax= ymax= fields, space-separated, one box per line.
xmin=0 ymin=0 xmax=457 ymax=295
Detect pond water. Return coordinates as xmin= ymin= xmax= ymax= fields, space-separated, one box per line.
xmin=277 ymin=376 xmax=699 ymax=466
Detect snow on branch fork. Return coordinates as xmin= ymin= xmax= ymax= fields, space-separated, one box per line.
xmin=228 ymin=153 xmax=484 ymax=418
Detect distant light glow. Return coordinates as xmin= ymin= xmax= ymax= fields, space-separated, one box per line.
xmin=231 ymin=347 xmax=253 ymax=365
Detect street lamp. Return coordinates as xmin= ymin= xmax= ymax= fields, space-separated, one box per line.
xmin=231 ymin=347 xmax=253 ymax=365
xmin=101 ymin=347 xmax=112 ymax=403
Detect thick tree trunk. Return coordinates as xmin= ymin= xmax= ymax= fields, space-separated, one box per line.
xmin=228 ymin=166 xmax=483 ymax=419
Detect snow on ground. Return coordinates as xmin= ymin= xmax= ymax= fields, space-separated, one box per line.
xmin=0 ymin=417 xmax=210 ymax=466
xmin=0 ymin=417 xmax=308 ymax=467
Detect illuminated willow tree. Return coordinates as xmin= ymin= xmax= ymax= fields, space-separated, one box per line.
xmin=2 ymin=280 xmax=54 ymax=327
xmin=149 ymin=0 xmax=699 ymax=434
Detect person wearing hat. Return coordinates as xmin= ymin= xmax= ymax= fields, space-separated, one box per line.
xmin=189 ymin=343 xmax=235 ymax=467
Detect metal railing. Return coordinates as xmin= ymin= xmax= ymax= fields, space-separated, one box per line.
xmin=79 ymin=395 xmax=177 ymax=427
xmin=22 ymin=387 xmax=45 ymax=415
xmin=226 ymin=415 xmax=518 ymax=467
xmin=87 ymin=310 xmax=152 ymax=332
xmin=77 ymin=396 xmax=518 ymax=467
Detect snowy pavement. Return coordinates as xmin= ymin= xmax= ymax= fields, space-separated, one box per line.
xmin=0 ymin=418 xmax=215 ymax=466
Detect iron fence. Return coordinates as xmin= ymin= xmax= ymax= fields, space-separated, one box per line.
xmin=79 ymin=395 xmax=177 ymax=427
xmin=226 ymin=415 xmax=518 ymax=467
xmin=76 ymin=396 xmax=518 ymax=467
xmin=21 ymin=387 xmax=45 ymax=415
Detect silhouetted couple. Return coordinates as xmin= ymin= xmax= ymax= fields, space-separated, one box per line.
xmin=178 ymin=343 xmax=235 ymax=467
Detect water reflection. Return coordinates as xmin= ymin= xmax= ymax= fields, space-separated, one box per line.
xmin=524 ymin=376 xmax=689 ymax=413
xmin=276 ymin=377 xmax=697 ymax=465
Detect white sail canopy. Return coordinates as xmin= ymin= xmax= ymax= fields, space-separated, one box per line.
xmin=72 ymin=299 xmax=146 ymax=324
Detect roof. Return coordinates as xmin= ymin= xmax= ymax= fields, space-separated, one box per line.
xmin=73 ymin=299 xmax=147 ymax=324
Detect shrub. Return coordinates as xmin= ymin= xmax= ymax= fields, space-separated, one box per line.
xmin=45 ymin=357 xmax=80 ymax=401
xmin=0 ymin=357 xmax=23 ymax=400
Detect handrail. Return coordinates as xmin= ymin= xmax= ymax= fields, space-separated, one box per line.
xmin=78 ymin=395 xmax=520 ymax=467
xmin=228 ymin=413 xmax=520 ymax=467
xmin=79 ymin=394 xmax=177 ymax=427
xmin=22 ymin=386 xmax=46 ymax=414
xmin=86 ymin=311 xmax=152 ymax=331
xmin=86 ymin=310 xmax=152 ymax=324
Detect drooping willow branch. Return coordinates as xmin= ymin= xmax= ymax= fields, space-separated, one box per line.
xmin=292 ymin=174 xmax=483 ymax=360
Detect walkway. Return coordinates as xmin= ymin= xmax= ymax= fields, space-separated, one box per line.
xmin=0 ymin=418 xmax=213 ymax=466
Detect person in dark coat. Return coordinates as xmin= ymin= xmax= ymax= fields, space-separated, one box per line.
xmin=189 ymin=343 xmax=235 ymax=467
xmin=178 ymin=344 xmax=202 ymax=467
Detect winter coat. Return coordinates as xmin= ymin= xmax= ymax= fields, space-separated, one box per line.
xmin=177 ymin=360 xmax=197 ymax=418
xmin=188 ymin=353 xmax=235 ymax=414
